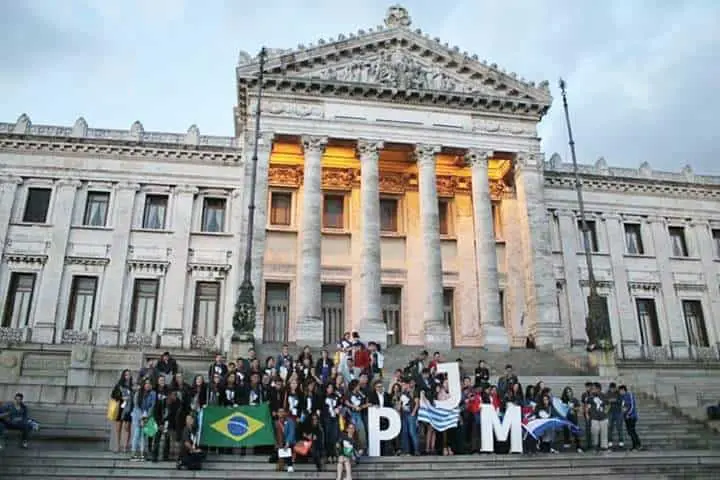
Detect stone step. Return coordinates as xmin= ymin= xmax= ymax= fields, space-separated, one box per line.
xmin=3 ymin=450 xmax=720 ymax=479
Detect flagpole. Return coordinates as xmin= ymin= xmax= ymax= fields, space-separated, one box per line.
xmin=195 ymin=408 xmax=203 ymax=448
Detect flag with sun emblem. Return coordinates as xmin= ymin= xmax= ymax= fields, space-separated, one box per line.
xmin=198 ymin=403 xmax=275 ymax=447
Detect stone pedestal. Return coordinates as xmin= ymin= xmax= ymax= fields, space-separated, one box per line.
xmin=229 ymin=335 xmax=254 ymax=361
xmin=588 ymin=349 xmax=618 ymax=377
xmin=67 ymin=345 xmax=94 ymax=386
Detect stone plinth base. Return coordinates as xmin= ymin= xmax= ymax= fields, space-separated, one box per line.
xmin=229 ymin=336 xmax=255 ymax=360
xmin=480 ymin=324 xmax=510 ymax=352
xmin=588 ymin=349 xmax=618 ymax=377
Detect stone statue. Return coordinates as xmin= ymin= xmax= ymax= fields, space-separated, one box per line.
xmin=385 ymin=4 xmax=412 ymax=28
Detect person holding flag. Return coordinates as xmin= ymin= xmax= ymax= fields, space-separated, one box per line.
xmin=558 ymin=387 xmax=584 ymax=453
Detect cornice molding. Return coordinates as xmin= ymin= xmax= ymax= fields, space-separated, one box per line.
xmin=127 ymin=260 xmax=169 ymax=273
xmin=0 ymin=137 xmax=242 ymax=164
xmin=65 ymin=256 xmax=110 ymax=267
xmin=2 ymin=253 xmax=48 ymax=266
xmin=187 ymin=263 xmax=231 ymax=274
xmin=268 ymin=165 xmax=304 ymax=188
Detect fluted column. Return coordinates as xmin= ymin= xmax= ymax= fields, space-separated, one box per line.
xmin=514 ymin=153 xmax=562 ymax=348
xmin=416 ymin=144 xmax=450 ymax=348
xmin=247 ymin=133 xmax=275 ymax=342
xmin=295 ymin=136 xmax=328 ymax=346
xmin=357 ymin=139 xmax=386 ymax=345
xmin=466 ymin=149 xmax=509 ymax=350
xmin=32 ymin=178 xmax=82 ymax=344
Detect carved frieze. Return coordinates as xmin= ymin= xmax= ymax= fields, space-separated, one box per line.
xmin=262 ymin=101 xmax=323 ymax=119
xmin=436 ymin=176 xmax=457 ymax=197
xmin=322 ymin=168 xmax=356 ymax=191
xmin=268 ymin=165 xmax=303 ymax=188
xmin=379 ymin=172 xmax=417 ymax=194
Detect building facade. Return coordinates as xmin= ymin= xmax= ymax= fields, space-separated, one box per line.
xmin=1 ymin=6 xmax=719 ymax=357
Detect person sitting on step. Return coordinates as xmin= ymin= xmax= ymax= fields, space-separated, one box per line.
xmin=0 ymin=392 xmax=31 ymax=449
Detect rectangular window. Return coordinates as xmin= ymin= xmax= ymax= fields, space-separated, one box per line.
xmin=578 ymin=219 xmax=599 ymax=252
xmin=380 ymin=198 xmax=398 ymax=233
xmin=712 ymin=229 xmax=720 ymax=258
xmin=669 ymin=226 xmax=689 ymax=257
xmin=635 ymin=298 xmax=661 ymax=346
xmin=492 ymin=203 xmax=503 ymax=239
xmin=442 ymin=288 xmax=454 ymax=327
xmin=129 ymin=279 xmax=159 ymax=333
xmin=323 ymin=195 xmax=344 ymax=229
xmin=83 ymin=191 xmax=110 ymax=226
xmin=682 ymin=299 xmax=709 ymax=347
xmin=201 ymin=198 xmax=226 ymax=233
xmin=381 ymin=286 xmax=402 ymax=346
xmin=264 ymin=282 xmax=289 ymax=343
xmin=499 ymin=290 xmax=505 ymax=326
xmin=65 ymin=276 xmax=98 ymax=330
xmin=438 ymin=200 xmax=450 ymax=235
xmin=192 ymin=281 xmax=220 ymax=337
xmin=22 ymin=188 xmax=52 ymax=223
xmin=624 ymin=223 xmax=644 ymax=255
xmin=2 ymin=273 xmax=36 ymax=328
xmin=321 ymin=285 xmax=345 ymax=345
xmin=142 ymin=195 xmax=168 ymax=229
xmin=269 ymin=191 xmax=292 ymax=226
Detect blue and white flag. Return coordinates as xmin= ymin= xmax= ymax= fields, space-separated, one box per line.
xmin=552 ymin=397 xmax=570 ymax=418
xmin=417 ymin=396 xmax=460 ymax=432
xmin=523 ymin=418 xmax=579 ymax=440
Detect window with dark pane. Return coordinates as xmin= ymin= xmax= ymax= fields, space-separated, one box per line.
xmin=22 ymin=188 xmax=51 ymax=223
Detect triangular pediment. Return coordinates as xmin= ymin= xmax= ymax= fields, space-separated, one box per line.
xmin=236 ymin=6 xmax=551 ymax=110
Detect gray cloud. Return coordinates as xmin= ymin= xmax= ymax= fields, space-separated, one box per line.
xmin=0 ymin=0 xmax=718 ymax=174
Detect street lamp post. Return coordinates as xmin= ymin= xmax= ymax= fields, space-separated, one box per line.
xmin=559 ymin=78 xmax=613 ymax=351
xmin=233 ymin=47 xmax=267 ymax=342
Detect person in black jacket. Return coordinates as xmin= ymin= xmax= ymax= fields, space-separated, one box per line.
xmin=110 ymin=369 xmax=133 ymax=453
xmin=367 ymin=380 xmax=392 ymax=456
xmin=156 ymin=352 xmax=178 ymax=385
xmin=150 ymin=376 xmax=171 ymax=462
xmin=298 ymin=413 xmax=324 ymax=471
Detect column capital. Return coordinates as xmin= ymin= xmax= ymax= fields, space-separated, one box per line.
xmin=689 ymin=219 xmax=710 ymax=229
xmin=247 ymin=132 xmax=275 ymax=153
xmin=414 ymin=144 xmax=441 ymax=166
xmin=55 ymin=177 xmax=82 ymax=188
xmin=646 ymin=215 xmax=666 ymax=225
xmin=556 ymin=209 xmax=576 ymax=218
xmin=356 ymin=139 xmax=384 ymax=161
xmin=0 ymin=175 xmax=22 ymax=186
xmin=301 ymin=135 xmax=328 ymax=154
xmin=514 ymin=152 xmax=543 ymax=172
xmin=600 ymin=212 xmax=623 ymax=222
xmin=465 ymin=148 xmax=493 ymax=168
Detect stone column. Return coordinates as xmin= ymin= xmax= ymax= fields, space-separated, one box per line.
xmin=556 ymin=209 xmax=587 ymax=346
xmin=159 ymin=185 xmax=197 ymax=348
xmin=357 ymin=139 xmax=386 ymax=345
xmin=513 ymin=153 xmax=562 ymax=348
xmin=248 ymin=133 xmax=275 ymax=342
xmin=690 ymin=220 xmax=720 ymax=346
xmin=0 ymin=176 xmax=22 ymax=251
xmin=416 ymin=144 xmax=450 ymax=348
xmin=604 ymin=213 xmax=635 ymax=348
xmin=96 ymin=182 xmax=139 ymax=347
xmin=465 ymin=149 xmax=509 ymax=350
xmin=648 ymin=216 xmax=685 ymax=352
xmin=32 ymin=178 xmax=82 ymax=344
xmin=295 ymin=136 xmax=328 ymax=346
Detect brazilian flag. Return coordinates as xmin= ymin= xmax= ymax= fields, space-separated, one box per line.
xmin=198 ymin=404 xmax=275 ymax=448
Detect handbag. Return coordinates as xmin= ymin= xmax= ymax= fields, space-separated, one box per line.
xmin=293 ymin=440 xmax=312 ymax=456
xmin=142 ymin=416 xmax=159 ymax=437
xmin=106 ymin=399 xmax=120 ymax=421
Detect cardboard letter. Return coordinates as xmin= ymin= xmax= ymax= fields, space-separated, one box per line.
xmin=368 ymin=406 xmax=401 ymax=457
xmin=480 ymin=403 xmax=523 ymax=453
xmin=434 ymin=361 xmax=462 ymax=409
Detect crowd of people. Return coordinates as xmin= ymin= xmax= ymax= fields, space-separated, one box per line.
xmin=106 ymin=332 xmax=643 ymax=477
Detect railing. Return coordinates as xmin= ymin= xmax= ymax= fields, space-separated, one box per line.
xmin=264 ymin=302 xmax=289 ymax=343
xmin=321 ymin=304 xmax=344 ymax=345
xmin=0 ymin=327 xmax=29 ymax=345
xmin=382 ymin=305 xmax=401 ymax=346
xmin=615 ymin=342 xmax=720 ymax=363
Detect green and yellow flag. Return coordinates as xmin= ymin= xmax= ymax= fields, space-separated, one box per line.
xmin=198 ymin=404 xmax=275 ymax=448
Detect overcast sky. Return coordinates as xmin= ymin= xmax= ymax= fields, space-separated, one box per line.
xmin=1 ymin=0 xmax=718 ymax=173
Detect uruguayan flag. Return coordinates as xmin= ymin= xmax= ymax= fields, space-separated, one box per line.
xmin=552 ymin=397 xmax=570 ymax=418
xmin=417 ymin=397 xmax=459 ymax=432
xmin=523 ymin=418 xmax=579 ymax=439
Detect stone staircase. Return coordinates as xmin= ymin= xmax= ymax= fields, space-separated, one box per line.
xmin=2 ymin=443 xmax=720 ymax=479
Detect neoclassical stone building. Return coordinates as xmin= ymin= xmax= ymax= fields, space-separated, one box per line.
xmin=0 ymin=6 xmax=718 ymax=358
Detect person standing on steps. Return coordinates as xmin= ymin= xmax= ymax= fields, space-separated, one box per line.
xmin=586 ymin=383 xmax=609 ymax=453
xmin=619 ymin=385 xmax=642 ymax=452
xmin=606 ymin=382 xmax=625 ymax=449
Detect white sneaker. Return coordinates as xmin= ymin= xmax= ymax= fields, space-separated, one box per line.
xmin=608 ymin=442 xmax=613 ymax=448
xmin=577 ymin=448 xmax=584 ymax=453
xmin=287 ymin=466 xmax=294 ymax=472
xmin=618 ymin=442 xmax=625 ymax=448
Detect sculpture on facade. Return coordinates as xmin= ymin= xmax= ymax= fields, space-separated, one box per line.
xmin=384 ymin=4 xmax=412 ymax=28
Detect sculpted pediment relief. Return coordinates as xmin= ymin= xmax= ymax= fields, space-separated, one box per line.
xmin=300 ymin=48 xmax=495 ymax=96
